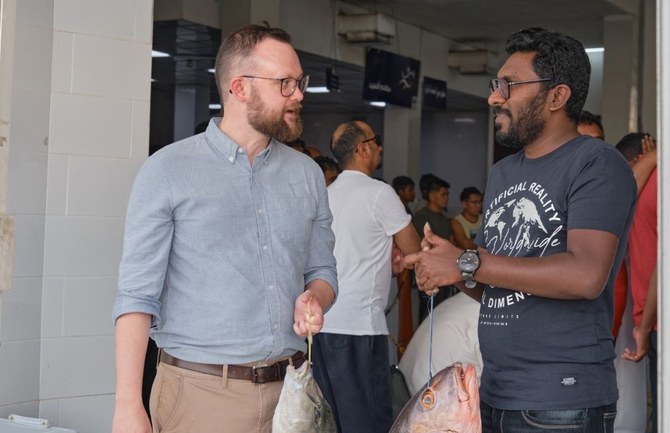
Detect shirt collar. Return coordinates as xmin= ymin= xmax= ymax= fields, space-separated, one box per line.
xmin=204 ymin=117 xmax=275 ymax=165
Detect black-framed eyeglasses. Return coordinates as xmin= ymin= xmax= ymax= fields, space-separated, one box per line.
xmin=489 ymin=77 xmax=552 ymax=100
xmin=240 ymin=75 xmax=310 ymax=97
xmin=361 ymin=135 xmax=382 ymax=147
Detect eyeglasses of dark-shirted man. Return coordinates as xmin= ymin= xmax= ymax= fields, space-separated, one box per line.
xmin=489 ymin=77 xmax=552 ymax=100
xmin=239 ymin=75 xmax=310 ymax=97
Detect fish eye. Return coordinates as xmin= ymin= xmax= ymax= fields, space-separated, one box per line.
xmin=420 ymin=389 xmax=436 ymax=409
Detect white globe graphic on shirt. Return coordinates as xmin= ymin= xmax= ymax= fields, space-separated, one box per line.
xmin=486 ymin=197 xmax=548 ymax=251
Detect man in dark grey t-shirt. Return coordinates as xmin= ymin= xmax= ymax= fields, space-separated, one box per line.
xmin=406 ymin=28 xmax=636 ymax=433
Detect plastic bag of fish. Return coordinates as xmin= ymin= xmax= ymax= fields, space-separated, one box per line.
xmin=390 ymin=362 xmax=481 ymax=433
xmin=272 ymin=361 xmax=337 ymax=433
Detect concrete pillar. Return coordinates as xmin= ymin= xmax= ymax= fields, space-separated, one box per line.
xmin=640 ymin=0 xmax=657 ymax=134
xmin=0 ymin=0 xmax=16 ymax=293
xmin=602 ymin=15 xmax=638 ymax=142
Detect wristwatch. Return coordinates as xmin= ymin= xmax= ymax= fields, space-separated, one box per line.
xmin=457 ymin=249 xmax=480 ymax=289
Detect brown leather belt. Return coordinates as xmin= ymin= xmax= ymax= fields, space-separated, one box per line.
xmin=159 ymin=351 xmax=305 ymax=384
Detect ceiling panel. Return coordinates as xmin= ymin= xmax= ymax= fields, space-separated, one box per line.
xmin=152 ymin=1 xmax=630 ymax=116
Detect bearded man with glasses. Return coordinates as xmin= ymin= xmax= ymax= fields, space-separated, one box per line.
xmin=112 ymin=25 xmax=337 ymax=433
xmin=406 ymin=27 xmax=636 ymax=433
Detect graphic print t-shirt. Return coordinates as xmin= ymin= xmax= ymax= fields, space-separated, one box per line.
xmin=475 ymin=136 xmax=636 ymax=410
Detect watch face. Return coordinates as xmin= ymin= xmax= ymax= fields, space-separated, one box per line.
xmin=459 ymin=252 xmax=480 ymax=272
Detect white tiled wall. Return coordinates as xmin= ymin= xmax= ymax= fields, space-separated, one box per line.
xmin=49 ymin=93 xmax=134 ymax=158
xmin=12 ymin=215 xmax=46 ymax=278
xmin=7 ymin=151 xmax=48 ymax=215
xmin=40 ymin=277 xmax=64 ymax=339
xmin=44 ymin=394 xmax=115 ymax=433
xmin=43 ymin=216 xmax=125 ymax=277
xmin=40 ymin=336 xmax=116 ymax=399
xmin=15 ymin=0 xmax=53 ymax=29
xmin=1 ymin=0 xmax=152 ymax=431
xmin=0 ymin=339 xmax=40 ymax=407
xmin=61 ymin=277 xmax=117 ymax=337
xmin=66 ymin=157 xmax=143 ymax=217
xmin=70 ymin=34 xmax=152 ymax=101
xmin=0 ymin=277 xmax=42 ymax=341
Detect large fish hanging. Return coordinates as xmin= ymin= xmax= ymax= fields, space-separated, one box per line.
xmin=389 ymin=362 xmax=481 ymax=433
xmin=390 ymin=294 xmax=481 ymax=432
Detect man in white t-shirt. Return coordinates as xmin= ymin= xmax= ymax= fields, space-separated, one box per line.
xmin=312 ymin=121 xmax=420 ymax=433
xmin=398 ymin=291 xmax=483 ymax=395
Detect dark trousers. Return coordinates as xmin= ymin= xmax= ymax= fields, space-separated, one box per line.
xmin=312 ymin=333 xmax=393 ymax=433
xmin=481 ymin=401 xmax=617 ymax=433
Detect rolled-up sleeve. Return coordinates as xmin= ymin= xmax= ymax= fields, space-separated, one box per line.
xmin=112 ymin=156 xmax=174 ymax=325
xmin=304 ymin=173 xmax=338 ymax=305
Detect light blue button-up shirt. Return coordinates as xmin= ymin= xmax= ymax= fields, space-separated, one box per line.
xmin=113 ymin=119 xmax=337 ymax=364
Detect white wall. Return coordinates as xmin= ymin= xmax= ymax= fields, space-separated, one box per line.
xmin=0 ymin=1 xmax=153 ymax=432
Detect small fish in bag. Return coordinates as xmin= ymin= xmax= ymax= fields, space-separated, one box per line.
xmin=272 ymin=360 xmax=337 ymax=433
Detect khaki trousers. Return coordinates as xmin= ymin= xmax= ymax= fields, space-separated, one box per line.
xmin=150 ymin=362 xmax=283 ymax=433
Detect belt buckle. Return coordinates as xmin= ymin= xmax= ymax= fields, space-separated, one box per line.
xmin=251 ymin=363 xmax=281 ymax=384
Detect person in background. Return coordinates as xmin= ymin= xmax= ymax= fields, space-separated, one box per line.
xmin=412 ymin=175 xmax=451 ymax=242
xmin=412 ymin=175 xmax=456 ymax=322
xmin=451 ymin=186 xmax=483 ymax=250
xmin=406 ymin=27 xmax=636 ymax=432
xmin=313 ymin=120 xmax=420 ymax=433
xmin=286 ymin=137 xmax=311 ymax=155
xmin=618 ymin=132 xmax=659 ymax=433
xmin=306 ymin=146 xmax=322 ymax=158
xmin=314 ymin=155 xmax=340 ymax=187
xmin=392 ymin=175 xmax=416 ymax=216
xmin=409 ymin=173 xmax=435 ymax=214
xmin=112 ymin=25 xmax=337 ymax=433
xmin=577 ymin=110 xmax=604 ymax=140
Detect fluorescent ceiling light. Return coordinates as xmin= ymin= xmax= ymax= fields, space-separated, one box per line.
xmin=369 ymin=101 xmax=386 ymax=108
xmin=209 ymin=103 xmax=222 ymax=110
xmin=208 ymin=68 xmax=216 ymax=74
xmin=306 ymin=86 xmax=330 ymax=93
xmin=454 ymin=117 xmax=476 ymax=123
xmin=585 ymin=47 xmax=604 ymax=53
xmin=151 ymin=50 xmax=170 ymax=58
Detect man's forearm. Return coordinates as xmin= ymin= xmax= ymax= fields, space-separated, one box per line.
xmin=474 ymin=230 xmax=619 ymax=300
xmin=115 ymin=313 xmax=151 ymax=404
xmin=305 ymin=280 xmax=336 ymax=311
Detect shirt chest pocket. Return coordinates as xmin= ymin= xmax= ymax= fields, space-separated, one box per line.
xmin=266 ymin=181 xmax=317 ymax=245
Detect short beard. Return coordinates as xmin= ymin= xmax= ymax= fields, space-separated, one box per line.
xmin=247 ymin=87 xmax=303 ymax=143
xmin=494 ymin=91 xmax=547 ymax=151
